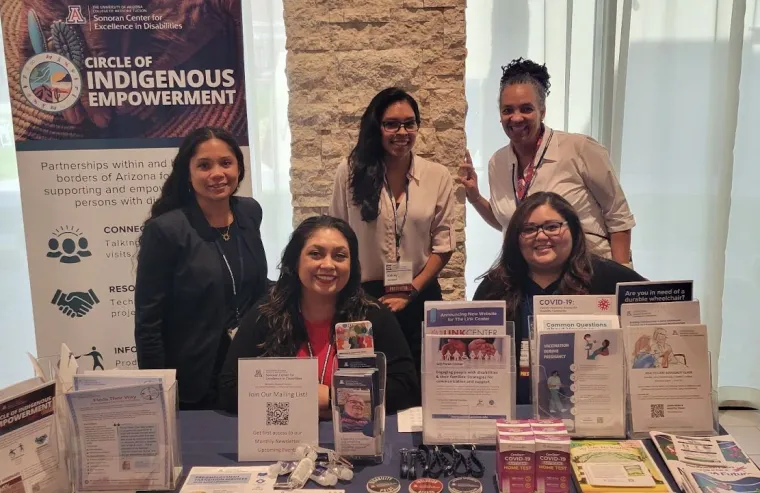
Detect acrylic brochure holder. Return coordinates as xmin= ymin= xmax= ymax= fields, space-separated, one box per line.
xmin=62 ymin=379 xmax=183 ymax=492
xmin=529 ymin=316 xmax=627 ymax=439
xmin=421 ymin=321 xmax=517 ymax=446
xmin=331 ymin=352 xmax=386 ymax=464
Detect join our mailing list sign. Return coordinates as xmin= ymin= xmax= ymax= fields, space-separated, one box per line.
xmin=0 ymin=1 xmax=250 ymax=366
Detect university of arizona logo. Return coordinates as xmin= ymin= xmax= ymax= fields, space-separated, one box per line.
xmin=20 ymin=53 xmax=82 ymax=113
xmin=65 ymin=6 xmax=87 ymax=24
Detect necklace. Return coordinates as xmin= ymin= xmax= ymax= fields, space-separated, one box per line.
xmin=217 ymin=225 xmax=231 ymax=241
xmin=307 ymin=343 xmax=332 ymax=385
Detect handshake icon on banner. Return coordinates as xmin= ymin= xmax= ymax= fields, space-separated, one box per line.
xmin=51 ymin=289 xmax=100 ymax=318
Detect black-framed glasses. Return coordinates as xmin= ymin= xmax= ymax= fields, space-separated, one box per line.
xmin=381 ymin=120 xmax=419 ymax=133
xmin=520 ymin=221 xmax=567 ymax=238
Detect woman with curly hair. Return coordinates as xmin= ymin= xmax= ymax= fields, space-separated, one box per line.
xmin=217 ymin=216 xmax=419 ymax=415
xmin=460 ymin=58 xmax=636 ymax=266
xmin=474 ymin=192 xmax=644 ymax=404
xmin=330 ymin=87 xmax=456 ymax=377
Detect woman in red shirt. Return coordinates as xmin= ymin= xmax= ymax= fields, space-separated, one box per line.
xmin=217 ymin=216 xmax=420 ymax=416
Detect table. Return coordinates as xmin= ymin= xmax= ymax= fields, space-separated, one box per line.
xmin=178 ymin=408 xmax=681 ymax=493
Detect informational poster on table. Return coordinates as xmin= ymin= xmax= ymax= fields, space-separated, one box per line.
xmin=0 ymin=0 xmax=249 ymax=367
xmin=422 ymin=301 xmax=512 ymax=445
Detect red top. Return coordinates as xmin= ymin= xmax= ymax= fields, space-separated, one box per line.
xmin=295 ymin=319 xmax=335 ymax=385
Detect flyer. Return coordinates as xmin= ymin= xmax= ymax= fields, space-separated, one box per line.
xmin=238 ymin=358 xmax=318 ymax=461
xmin=422 ymin=301 xmax=512 ymax=445
xmin=0 ymin=380 xmax=67 ymax=493
xmin=615 ymin=281 xmax=693 ymax=314
xmin=534 ymin=314 xmax=620 ymax=332
xmin=66 ymin=383 xmax=170 ymax=491
xmin=627 ymin=325 xmax=713 ymax=435
xmin=333 ymin=371 xmax=380 ymax=457
xmin=620 ymin=301 xmax=701 ymax=328
xmin=536 ymin=329 xmax=625 ymax=436
xmin=534 ymin=295 xmax=617 ymax=315
xmin=179 ymin=466 xmax=274 ymax=493
xmin=335 ymin=321 xmax=374 ymax=355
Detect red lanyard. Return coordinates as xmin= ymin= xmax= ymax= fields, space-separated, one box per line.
xmin=514 ymin=128 xmax=552 ymax=202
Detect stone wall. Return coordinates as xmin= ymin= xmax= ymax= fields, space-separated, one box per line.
xmin=283 ymin=0 xmax=467 ymax=300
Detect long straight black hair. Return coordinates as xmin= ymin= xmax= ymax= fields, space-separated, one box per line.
xmin=257 ymin=215 xmax=377 ymax=356
xmin=348 ymin=87 xmax=421 ymax=222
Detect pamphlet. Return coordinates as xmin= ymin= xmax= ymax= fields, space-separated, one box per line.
xmin=620 ymin=300 xmax=701 ymax=328
xmin=570 ymin=440 xmax=674 ymax=492
xmin=422 ymin=301 xmax=512 ymax=445
xmin=650 ymin=431 xmax=760 ymax=492
xmin=534 ymin=295 xmax=617 ymax=316
xmin=536 ymin=329 xmax=625 ymax=436
xmin=615 ymin=280 xmax=693 ymax=314
xmin=238 ymin=358 xmax=318 ymax=461
xmin=626 ymin=325 xmax=713 ymax=435
xmin=335 ymin=321 xmax=374 ymax=355
xmin=66 ymin=382 xmax=170 ymax=491
xmin=0 ymin=380 xmax=67 ymax=493
xmin=179 ymin=466 xmax=275 ymax=493
xmin=333 ymin=370 xmax=380 ymax=457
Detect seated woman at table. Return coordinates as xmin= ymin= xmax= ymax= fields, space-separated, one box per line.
xmin=217 ymin=215 xmax=420 ymax=415
xmin=473 ymin=192 xmax=645 ymax=405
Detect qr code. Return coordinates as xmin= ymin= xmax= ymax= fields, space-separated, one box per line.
xmin=266 ymin=402 xmax=290 ymax=426
xmin=650 ymin=404 xmax=665 ymax=418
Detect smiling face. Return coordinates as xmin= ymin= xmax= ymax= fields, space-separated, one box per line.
xmin=189 ymin=138 xmax=240 ymax=203
xmin=500 ymin=83 xmax=544 ymax=147
xmin=297 ymin=227 xmax=351 ymax=301
xmin=344 ymin=394 xmax=366 ymax=419
xmin=518 ymin=204 xmax=572 ymax=274
xmin=380 ymin=100 xmax=418 ymax=160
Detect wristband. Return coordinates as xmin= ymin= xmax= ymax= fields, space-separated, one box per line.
xmin=408 ymin=286 xmax=420 ymax=302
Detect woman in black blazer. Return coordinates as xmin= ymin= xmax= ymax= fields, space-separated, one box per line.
xmin=473 ymin=192 xmax=645 ymax=405
xmin=135 ymin=126 xmax=268 ymax=410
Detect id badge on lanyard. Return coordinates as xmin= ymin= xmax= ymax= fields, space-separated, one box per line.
xmin=513 ymin=129 xmax=553 ymax=204
xmin=383 ymin=177 xmax=413 ymax=294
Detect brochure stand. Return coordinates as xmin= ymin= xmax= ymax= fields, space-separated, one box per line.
xmin=529 ymin=316 xmax=627 ymax=438
xmin=625 ymin=351 xmax=720 ymax=439
xmin=63 ymin=380 xmax=183 ymax=492
xmin=421 ymin=322 xmax=517 ymax=445
xmin=331 ymin=352 xmax=386 ymax=464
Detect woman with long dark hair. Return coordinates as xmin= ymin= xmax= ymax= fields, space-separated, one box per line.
xmin=460 ymin=58 xmax=635 ymax=265
xmin=473 ymin=192 xmax=644 ymax=404
xmin=135 ymin=126 xmax=268 ymax=410
xmin=330 ymin=87 xmax=456 ymax=377
xmin=218 ymin=216 xmax=419 ymax=415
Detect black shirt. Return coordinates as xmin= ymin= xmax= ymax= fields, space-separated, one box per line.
xmin=473 ymin=255 xmax=646 ymax=405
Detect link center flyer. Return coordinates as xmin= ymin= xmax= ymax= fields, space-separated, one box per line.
xmin=422 ymin=301 xmax=513 ymax=445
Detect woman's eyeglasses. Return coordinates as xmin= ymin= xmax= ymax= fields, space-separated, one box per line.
xmin=381 ymin=120 xmax=419 ymax=133
xmin=520 ymin=221 xmax=567 ymax=238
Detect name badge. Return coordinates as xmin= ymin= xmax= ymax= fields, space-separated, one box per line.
xmin=384 ymin=261 xmax=413 ymax=293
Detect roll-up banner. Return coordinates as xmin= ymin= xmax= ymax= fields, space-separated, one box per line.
xmin=0 ymin=0 xmax=249 ymax=369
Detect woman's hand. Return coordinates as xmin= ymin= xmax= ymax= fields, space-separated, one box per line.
xmin=379 ymin=292 xmax=411 ymax=312
xmin=457 ymin=149 xmax=481 ymax=200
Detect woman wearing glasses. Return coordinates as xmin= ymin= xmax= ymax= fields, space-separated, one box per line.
xmin=330 ymin=87 xmax=456 ymax=377
xmin=459 ymin=58 xmax=635 ymax=265
xmin=473 ymin=192 xmax=644 ymax=404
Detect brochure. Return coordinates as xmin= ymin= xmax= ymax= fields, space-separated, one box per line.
xmin=570 ymin=440 xmax=674 ymax=492
xmin=335 ymin=321 xmax=374 ymax=355
xmin=627 ymin=325 xmax=713 ymax=435
xmin=650 ymin=431 xmax=760 ymax=492
xmin=536 ymin=329 xmax=625 ymax=436
xmin=534 ymin=295 xmax=617 ymax=316
xmin=615 ymin=280 xmax=693 ymax=314
xmin=422 ymin=301 xmax=512 ymax=445
xmin=620 ymin=301 xmax=701 ymax=328
xmin=179 ymin=466 xmax=275 ymax=493
xmin=333 ymin=370 xmax=380 ymax=457
xmin=0 ymin=380 xmax=67 ymax=493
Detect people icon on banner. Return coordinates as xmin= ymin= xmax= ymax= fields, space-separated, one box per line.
xmin=47 ymin=226 xmax=92 ymax=263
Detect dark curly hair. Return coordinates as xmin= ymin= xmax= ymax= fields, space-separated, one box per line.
xmin=348 ymin=87 xmax=421 ymax=222
xmin=499 ymin=57 xmax=552 ymax=110
xmin=478 ymin=192 xmax=592 ymax=320
xmin=257 ymin=215 xmax=377 ymax=356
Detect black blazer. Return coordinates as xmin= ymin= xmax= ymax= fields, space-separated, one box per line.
xmin=217 ymin=300 xmax=421 ymax=414
xmin=135 ymin=196 xmax=268 ymax=405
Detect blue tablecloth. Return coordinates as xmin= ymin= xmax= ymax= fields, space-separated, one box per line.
xmin=178 ymin=408 xmax=680 ymax=493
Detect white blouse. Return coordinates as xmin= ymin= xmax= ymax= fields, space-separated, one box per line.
xmin=487 ymin=126 xmax=635 ymax=258
xmin=330 ymin=154 xmax=456 ymax=282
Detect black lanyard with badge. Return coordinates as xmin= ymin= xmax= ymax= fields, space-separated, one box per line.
xmin=214 ymin=236 xmax=244 ymax=339
xmin=383 ymin=176 xmax=414 ymax=294
xmin=511 ymin=128 xmax=554 ymax=205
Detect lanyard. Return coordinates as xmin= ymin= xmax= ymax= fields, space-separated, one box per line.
xmin=215 ymin=237 xmax=244 ymax=327
xmin=307 ymin=342 xmax=332 ymax=385
xmin=512 ymin=128 xmax=554 ymax=204
xmin=384 ymin=176 xmax=409 ymax=262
